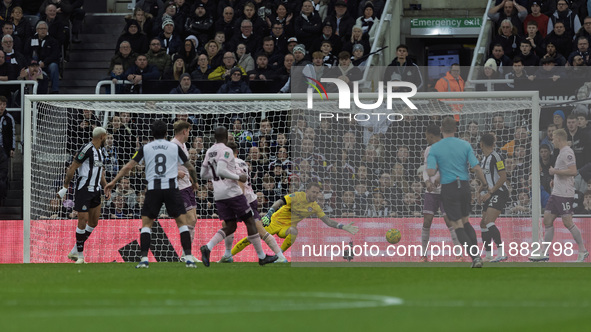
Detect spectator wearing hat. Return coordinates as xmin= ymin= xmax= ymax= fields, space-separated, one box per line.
xmin=208 ymin=51 xmax=246 ymax=80
xmin=325 ymin=0 xmax=355 ymax=41
xmin=476 ymin=58 xmax=500 ymax=91
xmin=217 ymin=67 xmax=251 ymax=93
xmin=553 ymin=110 xmax=566 ymax=130
xmin=170 ymin=72 xmax=201 ymax=94
xmin=383 ymin=44 xmax=423 ymax=91
xmin=286 ymin=36 xmax=299 ymax=54
xmin=24 ymin=21 xmax=60 ymax=93
xmin=289 ymin=43 xmax=312 ymax=93
xmin=547 ymin=0 xmax=581 ymax=36
xmin=524 ymin=1 xmax=549 ymax=38
xmin=355 ymin=2 xmax=379 ymax=45
xmin=158 ymin=17 xmax=182 ymax=54
xmin=145 ymin=37 xmax=171 ymax=77
xmin=541 ymin=40 xmax=567 ymax=66
xmin=185 ymin=3 xmax=214 ymax=47
xmin=350 ymin=43 xmax=367 ymax=67
xmin=214 ymin=6 xmax=237 ymax=42
xmin=517 ymin=39 xmax=540 ymax=67
xmin=310 ymin=20 xmax=342 ymax=54
xmin=116 ymin=19 xmax=149 ymax=55
xmin=294 ymin=0 xmax=323 ymax=49
xmin=152 ymin=1 xmax=184 ymax=36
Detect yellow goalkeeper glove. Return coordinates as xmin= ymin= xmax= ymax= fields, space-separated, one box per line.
xmin=261 ymin=208 xmax=275 ymax=227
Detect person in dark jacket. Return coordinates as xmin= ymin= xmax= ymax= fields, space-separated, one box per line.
xmin=0 ymin=95 xmax=14 ymax=202
xmin=24 ymin=21 xmax=60 ymax=93
xmin=124 ymin=54 xmax=160 ymax=93
xmin=115 ymin=19 xmax=149 ymax=55
xmin=217 ymin=67 xmax=251 ymax=93
xmin=184 ymin=3 xmax=214 ymax=47
xmin=170 ymin=72 xmax=201 ymax=94
xmin=383 ymin=44 xmax=423 ymax=91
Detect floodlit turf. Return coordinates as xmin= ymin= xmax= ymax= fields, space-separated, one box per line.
xmin=1 ymin=263 xmax=589 ymax=331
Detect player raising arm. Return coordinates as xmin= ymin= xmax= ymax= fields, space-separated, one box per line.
xmin=59 ymin=127 xmax=109 ymax=264
xmin=218 ymin=142 xmax=288 ymax=263
xmin=478 ymin=133 xmax=509 ymax=262
xmin=105 ymin=120 xmax=200 ymax=268
xmin=199 ymin=126 xmax=278 ymax=267
xmin=529 ymin=129 xmax=588 ymax=262
xmin=231 ymin=182 xmax=359 ymax=258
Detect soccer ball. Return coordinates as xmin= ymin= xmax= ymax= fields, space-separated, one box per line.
xmin=386 ymin=228 xmax=401 ymax=244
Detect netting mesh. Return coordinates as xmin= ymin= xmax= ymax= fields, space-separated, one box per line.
xmin=26 ymin=94 xmax=547 ymax=263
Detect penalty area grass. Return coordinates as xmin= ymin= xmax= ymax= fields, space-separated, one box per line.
xmin=0 ymin=263 xmax=589 ymax=331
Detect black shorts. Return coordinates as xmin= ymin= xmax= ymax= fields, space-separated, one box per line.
xmin=74 ymin=187 xmax=102 ymax=212
xmin=483 ymin=189 xmax=509 ymax=212
xmin=142 ymin=188 xmax=186 ymax=219
xmin=441 ymin=180 xmax=471 ymax=222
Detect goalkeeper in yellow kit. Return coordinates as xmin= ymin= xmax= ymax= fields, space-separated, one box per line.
xmin=231 ymin=182 xmax=359 ymax=260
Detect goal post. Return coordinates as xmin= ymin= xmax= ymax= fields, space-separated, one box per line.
xmin=22 ymin=91 xmax=541 ymax=264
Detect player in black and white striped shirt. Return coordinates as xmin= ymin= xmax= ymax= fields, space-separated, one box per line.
xmin=478 ymin=133 xmax=509 ymax=263
xmin=58 ymin=127 xmax=109 ymax=264
xmin=105 ymin=120 xmax=200 ymax=268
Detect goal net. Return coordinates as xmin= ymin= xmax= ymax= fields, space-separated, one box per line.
xmin=19 ymin=91 xmax=556 ymax=264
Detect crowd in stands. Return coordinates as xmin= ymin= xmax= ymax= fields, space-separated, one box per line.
xmin=480 ymin=0 xmax=591 ymax=89
xmin=0 ymin=0 xmax=86 ymax=97
xmin=108 ymin=0 xmax=389 ymax=94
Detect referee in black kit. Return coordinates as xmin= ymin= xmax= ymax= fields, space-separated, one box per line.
xmin=427 ymin=117 xmax=488 ymax=268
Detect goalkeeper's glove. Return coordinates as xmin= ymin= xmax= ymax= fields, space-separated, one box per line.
xmin=57 ymin=187 xmax=68 ymax=199
xmin=261 ymin=208 xmax=275 ymax=227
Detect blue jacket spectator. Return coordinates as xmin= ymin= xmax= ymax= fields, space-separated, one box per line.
xmin=217 ymin=67 xmax=251 ymax=93
xmin=170 ymin=73 xmax=201 ymax=94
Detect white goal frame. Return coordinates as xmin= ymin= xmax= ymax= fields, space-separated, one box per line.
xmin=23 ymin=91 xmax=541 ymax=263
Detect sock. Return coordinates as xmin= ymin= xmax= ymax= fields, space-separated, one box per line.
xmin=75 ymin=227 xmax=86 ymax=256
xmin=188 ymin=225 xmax=195 ymax=242
xmin=231 ymin=237 xmax=251 ymax=256
xmin=140 ymin=227 xmax=151 ymax=258
xmin=281 ymin=234 xmax=294 ymax=252
xmin=448 ymin=227 xmax=461 ymax=247
xmin=463 ymin=222 xmax=478 ymax=246
xmin=481 ymin=227 xmax=491 ymax=255
xmin=224 ymin=233 xmax=235 ymax=256
xmin=248 ymin=234 xmax=266 ymax=259
xmin=486 ymin=222 xmax=502 ymax=247
xmin=455 ymin=227 xmax=476 ymax=259
xmin=421 ymin=227 xmax=430 ymax=257
xmin=179 ymin=225 xmax=192 ymax=256
xmin=262 ymin=232 xmax=285 ymax=259
xmin=568 ymin=224 xmax=586 ymax=252
xmin=542 ymin=225 xmax=554 ymax=255
xmin=206 ymin=229 xmax=227 ymax=251
xmin=84 ymin=225 xmax=94 ymax=241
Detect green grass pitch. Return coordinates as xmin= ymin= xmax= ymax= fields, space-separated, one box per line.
xmin=1 ymin=263 xmax=589 ymax=331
